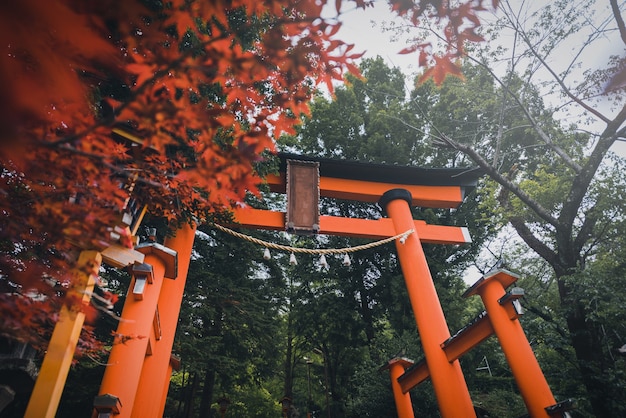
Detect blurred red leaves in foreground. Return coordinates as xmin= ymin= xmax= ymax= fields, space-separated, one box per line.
xmin=0 ymin=0 xmax=493 ymax=354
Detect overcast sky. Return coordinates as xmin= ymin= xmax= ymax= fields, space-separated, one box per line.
xmin=328 ymin=1 xmax=626 ymax=156
xmin=329 ymin=2 xmax=420 ymax=75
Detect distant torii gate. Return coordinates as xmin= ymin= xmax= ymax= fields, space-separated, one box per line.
xmin=88 ymin=153 xmax=565 ymax=417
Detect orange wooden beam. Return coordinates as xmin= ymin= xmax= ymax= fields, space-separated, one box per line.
xmin=132 ymin=224 xmax=197 ymax=418
xmin=398 ymin=303 xmax=522 ymax=393
xmin=96 ymin=244 xmax=177 ymax=418
xmin=443 ymin=313 xmax=495 ymax=365
xmin=230 ymin=208 xmax=471 ymax=244
xmin=264 ymin=173 xmax=465 ymax=208
xmin=397 ymin=361 xmax=430 ymax=394
xmin=398 ymin=315 xmax=494 ymax=394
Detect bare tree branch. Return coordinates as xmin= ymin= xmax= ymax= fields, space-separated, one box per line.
xmin=510 ymin=15 xmax=612 ymax=125
xmin=508 ymin=214 xmax=559 ymax=268
xmin=392 ymin=22 xmax=584 ymax=173
xmin=419 ymin=18 xmax=584 ymax=173
xmin=559 ymin=106 xmax=626 ymax=229
xmin=432 ymin=134 xmax=561 ymax=228
xmin=610 ymin=0 xmax=626 ymax=44
xmin=493 ymin=29 xmax=518 ymax=168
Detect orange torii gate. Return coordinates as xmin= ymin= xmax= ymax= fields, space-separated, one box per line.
xmin=90 ymin=153 xmax=566 ymax=418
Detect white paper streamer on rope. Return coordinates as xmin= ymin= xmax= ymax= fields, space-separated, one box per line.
xmin=210 ymin=223 xmax=414 ymax=267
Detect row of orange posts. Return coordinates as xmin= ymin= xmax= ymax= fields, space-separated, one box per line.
xmin=378 ymin=189 xmax=571 ymax=418
xmin=23 ymin=154 xmax=569 ymax=417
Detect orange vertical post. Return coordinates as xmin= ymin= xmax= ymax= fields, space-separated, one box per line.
xmin=471 ymin=271 xmax=556 ymax=417
xmin=24 ymin=251 xmax=102 ymax=418
xmin=132 ymin=223 xmax=196 ymax=417
xmin=379 ymin=189 xmax=476 ymax=418
xmin=381 ymin=358 xmax=414 ymax=418
xmin=95 ymin=243 xmax=177 ymax=418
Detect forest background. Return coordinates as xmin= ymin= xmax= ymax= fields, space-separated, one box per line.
xmin=1 ymin=0 xmax=626 ymax=417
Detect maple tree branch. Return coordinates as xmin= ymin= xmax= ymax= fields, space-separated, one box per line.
xmin=48 ymin=38 xmax=221 ymax=148
xmin=56 ymin=144 xmax=168 ymax=190
xmin=47 ymin=119 xmax=112 ymax=149
xmin=432 ymin=134 xmax=561 ymax=229
xmin=610 ymin=0 xmax=626 ymax=45
xmin=48 ymin=12 xmax=330 ymax=148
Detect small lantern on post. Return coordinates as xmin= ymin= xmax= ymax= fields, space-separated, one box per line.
xmin=281 ymin=396 xmax=292 ymax=418
xmin=130 ymin=262 xmax=154 ymax=300
xmin=93 ymin=393 xmax=122 ymax=418
xmin=216 ymin=396 xmax=230 ymax=418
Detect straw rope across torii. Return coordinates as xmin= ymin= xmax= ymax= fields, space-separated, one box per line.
xmin=211 ymin=223 xmax=414 ymax=255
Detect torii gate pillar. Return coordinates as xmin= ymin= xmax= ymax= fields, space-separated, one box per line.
xmin=379 ymin=189 xmax=476 ymax=418
xmin=465 ymin=270 xmax=557 ymax=417
xmin=379 ymin=357 xmax=415 ymax=418
xmin=94 ymin=242 xmax=177 ymax=418
xmin=132 ymin=223 xmax=196 ymax=417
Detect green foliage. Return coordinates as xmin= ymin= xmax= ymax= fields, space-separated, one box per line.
xmin=278 ymin=57 xmax=501 ymax=417
xmin=471 ymin=386 xmax=526 ymax=418
xmin=287 ymin=57 xmax=430 ymax=165
xmin=56 ymin=362 xmax=107 ymax=417
xmin=170 ymin=226 xmax=284 ymax=416
xmin=347 ymin=330 xmax=438 ymax=417
xmin=61 ymin=54 xmax=615 ymax=418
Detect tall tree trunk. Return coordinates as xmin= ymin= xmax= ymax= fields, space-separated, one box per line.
xmin=199 ymin=367 xmax=217 ymax=418
xmin=199 ymin=307 xmax=222 ymax=418
xmin=284 ymin=311 xmax=294 ymax=404
xmin=176 ymin=367 xmax=187 ymax=417
xmin=353 ymin=256 xmax=375 ymax=343
xmin=359 ymin=291 xmax=375 ymax=343
xmin=182 ymin=372 xmax=199 ymax=418
xmin=557 ymin=276 xmax=618 ymax=417
xmin=328 ymin=352 xmax=342 ymax=417
xmin=357 ymin=275 xmax=375 ymax=342
xmin=508 ymin=206 xmax=623 ymax=416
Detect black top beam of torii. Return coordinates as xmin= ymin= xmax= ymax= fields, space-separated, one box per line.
xmin=229 ymin=152 xmax=482 ymax=243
